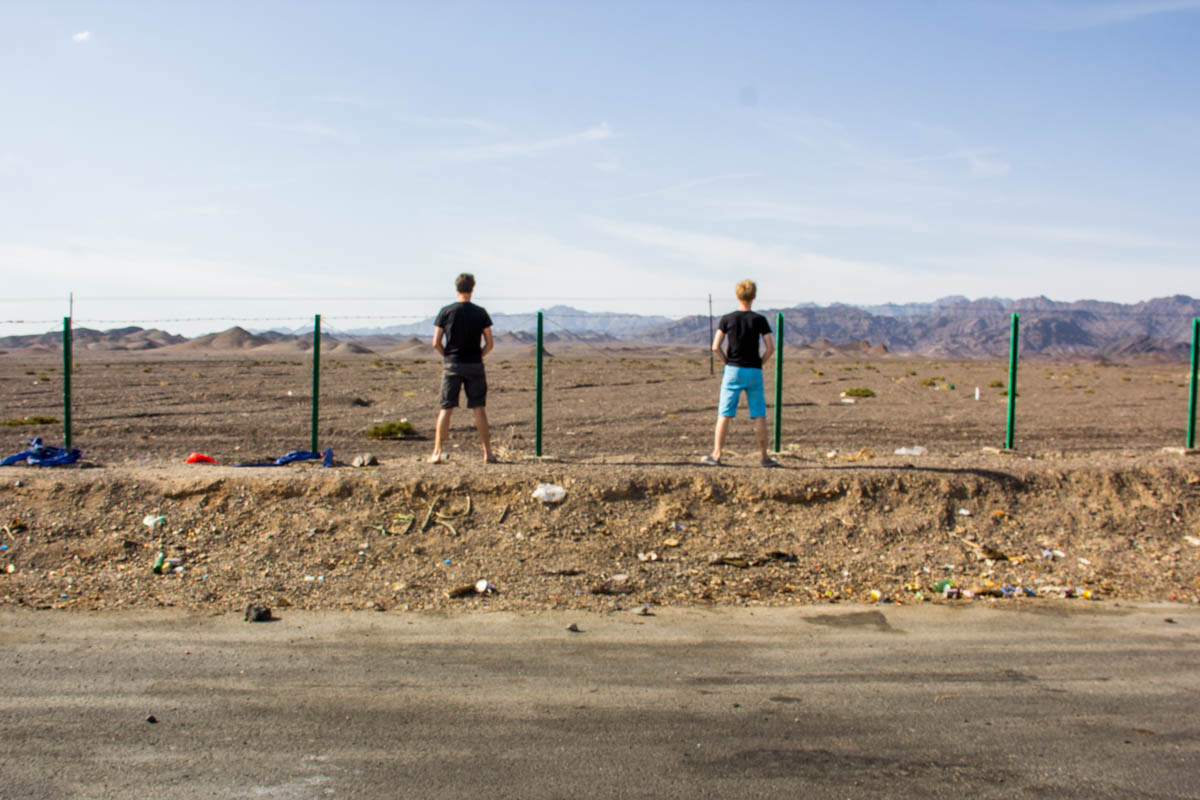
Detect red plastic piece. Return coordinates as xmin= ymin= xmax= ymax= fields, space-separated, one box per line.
xmin=185 ymin=452 xmax=218 ymax=464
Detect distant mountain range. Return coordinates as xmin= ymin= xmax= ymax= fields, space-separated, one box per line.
xmin=721 ymin=294 xmax=1200 ymax=360
xmin=2 ymin=296 xmax=1197 ymax=360
xmin=341 ymin=305 xmax=673 ymax=338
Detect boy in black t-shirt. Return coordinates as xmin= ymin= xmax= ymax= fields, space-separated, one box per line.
xmin=429 ymin=273 xmax=496 ymax=463
xmin=703 ymin=279 xmax=778 ymax=467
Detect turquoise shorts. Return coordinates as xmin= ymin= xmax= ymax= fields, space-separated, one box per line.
xmin=718 ymin=365 xmax=766 ymax=418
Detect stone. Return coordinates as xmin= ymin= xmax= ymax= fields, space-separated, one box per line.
xmin=244 ymin=603 xmax=272 ymax=622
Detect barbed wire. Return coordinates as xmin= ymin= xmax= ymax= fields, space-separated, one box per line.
xmin=313 ymin=323 xmax=379 ymax=358
xmin=320 ymin=312 xmax=656 ymax=321
xmin=68 ymin=317 xmax=321 ymax=325
xmin=0 ymin=295 xmax=706 ymax=303
xmin=769 ymin=308 xmax=1200 ymax=320
xmin=1 ymin=312 xmax=677 ymax=327
xmin=4 ymin=294 xmax=1197 ymax=316
xmin=541 ymin=315 xmax=624 ymax=356
xmin=6 ymin=309 xmax=1197 ymax=327
xmin=3 ymin=300 xmax=1198 ymax=345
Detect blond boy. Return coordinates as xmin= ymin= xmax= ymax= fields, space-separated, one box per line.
xmin=703 ymin=279 xmax=777 ymax=466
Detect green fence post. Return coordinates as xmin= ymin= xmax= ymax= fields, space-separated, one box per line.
xmin=1005 ymin=312 xmax=1019 ymax=450
xmin=773 ymin=312 xmax=783 ymax=453
xmin=62 ymin=317 xmax=72 ymax=450
xmin=311 ymin=314 xmax=321 ymax=452
xmin=1187 ymin=317 xmax=1198 ymax=449
xmin=536 ymin=311 xmax=544 ymax=457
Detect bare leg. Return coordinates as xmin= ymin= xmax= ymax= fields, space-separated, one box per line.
xmin=472 ymin=406 xmax=494 ymax=462
xmin=429 ymin=408 xmax=453 ymax=462
xmin=754 ymin=417 xmax=768 ymax=461
xmin=712 ymin=415 xmax=733 ymax=461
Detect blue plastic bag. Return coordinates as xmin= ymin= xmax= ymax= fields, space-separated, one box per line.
xmin=233 ymin=448 xmax=332 ymax=468
xmin=1 ymin=437 xmax=82 ymax=467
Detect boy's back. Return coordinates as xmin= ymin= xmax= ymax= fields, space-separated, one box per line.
xmin=435 ymin=301 xmax=492 ymax=363
xmin=718 ymin=309 xmax=771 ymax=368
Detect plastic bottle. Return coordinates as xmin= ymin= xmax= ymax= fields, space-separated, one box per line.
xmin=152 ymin=552 xmax=165 ymax=574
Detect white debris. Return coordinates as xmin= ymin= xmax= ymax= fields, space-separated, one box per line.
xmin=532 ymin=483 xmax=566 ymax=504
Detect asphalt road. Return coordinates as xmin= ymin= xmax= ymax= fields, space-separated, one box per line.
xmin=1 ymin=603 xmax=1197 ymax=799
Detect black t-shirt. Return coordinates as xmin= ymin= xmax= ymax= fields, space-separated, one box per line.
xmin=434 ymin=301 xmax=493 ymax=364
xmin=719 ymin=310 xmax=772 ymax=369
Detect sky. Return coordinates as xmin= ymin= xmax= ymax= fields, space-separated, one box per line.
xmin=2 ymin=0 xmax=1199 ymax=336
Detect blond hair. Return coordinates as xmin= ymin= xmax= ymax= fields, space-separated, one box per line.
xmin=735 ymin=279 xmax=757 ymax=302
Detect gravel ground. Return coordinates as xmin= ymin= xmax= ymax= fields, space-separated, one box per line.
xmin=1 ymin=452 xmax=1198 ymax=613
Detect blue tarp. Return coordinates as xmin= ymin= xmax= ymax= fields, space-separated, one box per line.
xmin=233 ymin=448 xmax=333 ymax=468
xmin=1 ymin=437 xmax=82 ymax=467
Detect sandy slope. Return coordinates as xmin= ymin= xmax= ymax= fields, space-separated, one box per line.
xmin=1 ymin=455 xmax=1197 ymax=613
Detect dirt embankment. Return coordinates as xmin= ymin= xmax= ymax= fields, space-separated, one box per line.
xmin=1 ymin=458 xmax=1198 ymax=613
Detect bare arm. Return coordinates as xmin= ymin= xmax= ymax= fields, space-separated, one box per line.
xmin=711 ymin=329 xmax=727 ymax=365
xmin=432 ymin=325 xmax=445 ymax=357
xmin=761 ymin=332 xmax=775 ymax=364
xmin=481 ymin=327 xmax=494 ymax=359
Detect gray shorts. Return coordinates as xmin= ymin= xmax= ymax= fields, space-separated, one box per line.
xmin=440 ymin=362 xmax=487 ymax=409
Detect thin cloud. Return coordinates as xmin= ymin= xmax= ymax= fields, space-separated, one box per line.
xmin=585 ymin=216 xmax=925 ymax=303
xmin=972 ymin=222 xmax=1175 ymax=249
xmin=461 ymin=118 xmax=506 ymax=133
xmin=1024 ymin=0 xmax=1200 ymax=30
xmin=314 ymin=95 xmax=370 ymax=108
xmin=442 ymin=123 xmax=614 ymax=162
xmin=439 ymin=233 xmax=721 ymax=316
xmin=633 ymin=172 xmax=760 ymax=199
xmin=72 ymin=31 xmax=91 ymax=42
xmin=766 ymin=111 xmax=1011 ymax=184
xmin=150 ymin=203 xmax=237 ymax=220
xmin=961 ymin=149 xmax=1011 ymax=178
xmin=907 ymin=148 xmax=1010 ymax=178
xmin=447 ymin=234 xmax=648 ymax=286
xmin=922 ymin=250 xmax=1200 ymax=302
xmin=0 ymin=238 xmax=301 ymax=296
xmin=588 ymin=216 xmax=801 ymax=273
xmin=0 ymin=154 xmax=30 ymax=173
xmin=710 ymin=198 xmax=928 ymax=232
xmin=415 ymin=116 xmax=508 ymax=135
xmin=270 ymin=120 xmax=358 ymax=144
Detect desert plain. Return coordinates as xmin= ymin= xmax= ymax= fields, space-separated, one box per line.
xmin=0 ymin=338 xmax=1198 ymax=613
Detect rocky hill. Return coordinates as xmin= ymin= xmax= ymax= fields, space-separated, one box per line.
xmin=0 ymin=326 xmax=187 ymax=353
xmin=647 ymin=295 xmax=1200 ymax=359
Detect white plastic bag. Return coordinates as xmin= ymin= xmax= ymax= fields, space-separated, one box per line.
xmin=893 ymin=446 xmax=928 ymax=456
xmin=532 ymin=483 xmax=566 ymax=504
